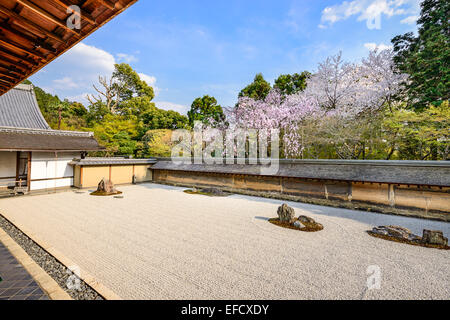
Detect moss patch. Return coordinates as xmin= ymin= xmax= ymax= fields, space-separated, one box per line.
xmin=367 ymin=231 xmax=450 ymax=250
xmin=90 ymin=191 xmax=123 ymax=197
xmin=184 ymin=190 xmax=229 ymax=197
xmin=269 ymin=218 xmax=324 ymax=233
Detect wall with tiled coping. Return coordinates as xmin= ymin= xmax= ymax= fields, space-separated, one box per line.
xmin=150 ymin=159 xmax=450 ymax=221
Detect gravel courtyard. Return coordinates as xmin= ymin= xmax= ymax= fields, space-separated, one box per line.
xmin=0 ymin=184 xmax=448 ymax=300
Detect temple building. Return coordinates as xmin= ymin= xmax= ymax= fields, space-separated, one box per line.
xmin=0 ymin=84 xmax=102 ymax=193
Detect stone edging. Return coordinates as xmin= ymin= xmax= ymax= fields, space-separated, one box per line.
xmin=0 ymin=214 xmax=122 ymax=300
xmin=0 ymin=228 xmax=72 ymax=300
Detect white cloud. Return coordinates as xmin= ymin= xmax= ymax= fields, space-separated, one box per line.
xmin=66 ymin=92 xmax=91 ymax=103
xmin=364 ymin=42 xmax=393 ymax=51
xmin=400 ymin=15 xmax=418 ymax=24
xmin=138 ymin=73 xmax=160 ymax=96
xmin=320 ymin=0 xmax=423 ymax=29
xmin=154 ymin=101 xmax=189 ymax=115
xmin=31 ymin=42 xmax=159 ymax=106
xmin=138 ymin=73 xmax=157 ymax=87
xmin=52 ymin=77 xmax=79 ymax=89
xmin=116 ymin=53 xmax=138 ymax=63
xmin=64 ymin=42 xmax=116 ymax=75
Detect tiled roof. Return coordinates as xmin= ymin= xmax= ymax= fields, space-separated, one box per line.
xmin=0 ymin=84 xmax=50 ymax=130
xmin=69 ymin=158 xmax=157 ymax=166
xmin=151 ymin=160 xmax=450 ymax=187
xmin=0 ymin=127 xmax=104 ymax=152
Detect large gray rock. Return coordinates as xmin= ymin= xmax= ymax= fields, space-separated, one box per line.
xmin=422 ymin=230 xmax=448 ymax=246
xmin=371 ymin=226 xmax=421 ymax=242
xmin=97 ymin=179 xmax=117 ymax=194
xmin=277 ymin=204 xmax=296 ymax=224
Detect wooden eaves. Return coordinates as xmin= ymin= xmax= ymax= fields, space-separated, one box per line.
xmin=0 ymin=0 xmax=138 ymax=96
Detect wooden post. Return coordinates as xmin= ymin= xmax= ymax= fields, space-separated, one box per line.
xmin=80 ymin=166 xmax=83 ymax=188
xmin=27 ymin=152 xmax=32 ymax=191
xmin=15 ymin=151 xmax=20 ymax=186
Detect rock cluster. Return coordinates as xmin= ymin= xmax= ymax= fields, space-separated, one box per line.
xmin=371 ymin=226 xmax=448 ymax=247
xmin=201 ymin=188 xmax=226 ymax=196
xmin=371 ymin=226 xmax=421 ymax=242
xmin=277 ymin=204 xmax=324 ymax=231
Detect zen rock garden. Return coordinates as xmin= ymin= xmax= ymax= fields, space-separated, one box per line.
xmin=369 ymin=225 xmax=449 ymax=250
xmin=270 ymin=204 xmax=324 ymax=232
xmin=91 ymin=179 xmax=123 ymax=197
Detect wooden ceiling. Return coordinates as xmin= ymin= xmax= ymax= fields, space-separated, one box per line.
xmin=0 ymin=0 xmax=138 ymax=96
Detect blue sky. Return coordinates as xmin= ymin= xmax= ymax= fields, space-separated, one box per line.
xmin=30 ymin=0 xmax=422 ymax=115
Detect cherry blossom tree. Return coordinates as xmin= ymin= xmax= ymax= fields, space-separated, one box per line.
xmin=224 ymin=90 xmax=323 ymax=157
xmin=304 ymin=49 xmax=407 ymax=118
xmin=218 ymin=49 xmax=408 ymax=159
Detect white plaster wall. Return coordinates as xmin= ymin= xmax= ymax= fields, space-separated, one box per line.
xmin=0 ymin=151 xmax=17 ymax=187
xmin=30 ymin=152 xmax=81 ymax=191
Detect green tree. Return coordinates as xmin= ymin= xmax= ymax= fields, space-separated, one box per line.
xmin=91 ymin=114 xmax=141 ymax=156
xmin=86 ymin=102 xmax=110 ymax=126
xmin=274 ymin=72 xmax=310 ymax=96
xmin=142 ymin=106 xmax=189 ymax=130
xmin=141 ymin=129 xmax=175 ymax=158
xmin=113 ymin=63 xmax=154 ymax=102
xmin=238 ymin=73 xmax=272 ymax=100
xmin=116 ymin=96 xmax=155 ymax=117
xmin=87 ymin=63 xmax=155 ymax=114
xmin=383 ymin=101 xmax=450 ymax=160
xmin=391 ymin=0 xmax=450 ymax=111
xmin=188 ymin=95 xmax=225 ymax=127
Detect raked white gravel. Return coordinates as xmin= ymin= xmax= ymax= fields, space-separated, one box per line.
xmin=0 ymin=184 xmax=448 ymax=300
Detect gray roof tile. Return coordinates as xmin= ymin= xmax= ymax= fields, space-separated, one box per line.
xmin=0 ymin=84 xmax=50 ymax=130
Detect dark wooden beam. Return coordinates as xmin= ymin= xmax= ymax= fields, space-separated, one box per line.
xmin=0 ymin=58 xmax=31 ymax=73
xmin=0 ymin=64 xmax=23 ymax=76
xmin=0 ymin=3 xmax=65 ymax=43
xmin=0 ymin=70 xmax=20 ymax=81
xmin=0 ymin=46 xmax=38 ymax=66
xmin=0 ymin=77 xmax=13 ymax=85
xmin=16 ymin=0 xmax=81 ymax=36
xmin=0 ymin=22 xmax=57 ymax=53
xmin=95 ymin=0 xmax=117 ymax=11
xmin=0 ymin=36 xmax=48 ymax=60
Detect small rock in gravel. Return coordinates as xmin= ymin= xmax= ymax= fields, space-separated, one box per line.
xmin=293 ymin=221 xmax=304 ymax=229
xmin=298 ymin=215 xmax=323 ymax=230
xmin=422 ymin=230 xmax=448 ymax=246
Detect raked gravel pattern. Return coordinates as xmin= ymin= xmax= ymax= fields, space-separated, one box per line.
xmin=0 ymin=184 xmax=448 ymax=300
